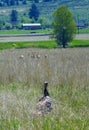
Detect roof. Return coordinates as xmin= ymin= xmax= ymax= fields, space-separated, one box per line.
xmin=22 ymin=23 xmax=41 ymax=26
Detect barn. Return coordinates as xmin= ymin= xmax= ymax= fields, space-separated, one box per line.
xmin=22 ymin=23 xmax=41 ymax=30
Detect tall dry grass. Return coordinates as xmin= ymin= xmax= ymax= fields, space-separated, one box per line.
xmin=0 ymin=48 xmax=89 ymax=129
xmin=0 ymin=83 xmax=89 ymax=130
xmin=0 ymin=48 xmax=89 ymax=87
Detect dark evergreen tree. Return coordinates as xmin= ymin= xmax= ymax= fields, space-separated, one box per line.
xmin=15 ymin=0 xmax=19 ymax=5
xmin=28 ymin=3 xmax=39 ymax=21
xmin=5 ymin=0 xmax=10 ymax=5
xmin=34 ymin=0 xmax=39 ymax=3
xmin=22 ymin=0 xmax=27 ymax=4
xmin=43 ymin=0 xmax=52 ymax=2
xmin=10 ymin=0 xmax=15 ymax=5
xmin=10 ymin=10 xmax=18 ymax=25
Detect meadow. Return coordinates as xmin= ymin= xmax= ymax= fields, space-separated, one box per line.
xmin=0 ymin=27 xmax=89 ymax=35
xmin=0 ymin=29 xmax=51 ymax=35
xmin=0 ymin=40 xmax=89 ymax=50
xmin=0 ymin=47 xmax=89 ymax=129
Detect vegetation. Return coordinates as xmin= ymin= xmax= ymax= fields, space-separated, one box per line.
xmin=0 ymin=27 xmax=89 ymax=35
xmin=0 ymin=40 xmax=89 ymax=50
xmin=0 ymin=1 xmax=89 ymax=129
xmin=0 ymin=47 xmax=89 ymax=129
xmin=0 ymin=29 xmax=51 ymax=34
xmin=0 ymin=40 xmax=56 ymax=50
xmin=70 ymin=40 xmax=89 ymax=47
xmin=78 ymin=27 xmax=89 ymax=33
xmin=53 ymin=6 xmax=76 ymax=48
xmin=28 ymin=3 xmax=39 ymax=21
xmin=10 ymin=10 xmax=18 ymax=26
xmin=0 ymin=83 xmax=88 ymax=130
xmin=0 ymin=0 xmax=89 ymax=30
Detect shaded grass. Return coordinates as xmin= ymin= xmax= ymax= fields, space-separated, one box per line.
xmin=0 ymin=83 xmax=89 ymax=130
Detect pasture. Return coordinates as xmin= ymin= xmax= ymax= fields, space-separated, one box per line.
xmin=0 ymin=47 xmax=89 ymax=129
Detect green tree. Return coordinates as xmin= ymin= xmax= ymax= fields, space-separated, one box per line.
xmin=10 ymin=0 xmax=15 ymax=5
xmin=0 ymin=20 xmax=4 ymax=30
xmin=53 ymin=6 xmax=76 ymax=48
xmin=34 ymin=0 xmax=39 ymax=3
xmin=10 ymin=10 xmax=18 ymax=26
xmin=43 ymin=0 xmax=52 ymax=2
xmin=28 ymin=3 xmax=39 ymax=21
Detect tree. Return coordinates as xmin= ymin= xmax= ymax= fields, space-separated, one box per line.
xmin=43 ymin=0 xmax=52 ymax=2
xmin=0 ymin=20 xmax=4 ymax=30
xmin=22 ymin=0 xmax=27 ymax=5
xmin=34 ymin=0 xmax=39 ymax=3
xmin=28 ymin=3 xmax=39 ymax=21
xmin=10 ymin=10 xmax=18 ymax=26
xmin=53 ymin=6 xmax=76 ymax=48
xmin=10 ymin=0 xmax=15 ymax=5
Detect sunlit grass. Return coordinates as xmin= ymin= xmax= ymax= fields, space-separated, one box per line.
xmin=70 ymin=40 xmax=89 ymax=47
xmin=0 ymin=83 xmax=89 ymax=130
xmin=79 ymin=27 xmax=89 ymax=33
xmin=0 ymin=40 xmax=89 ymax=50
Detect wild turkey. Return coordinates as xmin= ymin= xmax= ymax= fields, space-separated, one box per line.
xmin=36 ymin=82 xmax=53 ymax=115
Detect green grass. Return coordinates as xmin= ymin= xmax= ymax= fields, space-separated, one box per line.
xmin=0 ymin=83 xmax=89 ymax=130
xmin=0 ymin=40 xmax=89 ymax=50
xmin=70 ymin=40 xmax=89 ymax=47
xmin=0 ymin=29 xmax=51 ymax=35
xmin=0 ymin=41 xmax=56 ymax=50
xmin=0 ymin=28 xmax=89 ymax=35
xmin=78 ymin=27 xmax=89 ymax=33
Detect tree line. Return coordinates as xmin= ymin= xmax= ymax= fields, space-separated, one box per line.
xmin=0 ymin=4 xmax=77 ymax=48
xmin=0 ymin=0 xmax=54 ymax=6
xmin=0 ymin=3 xmax=44 ymax=30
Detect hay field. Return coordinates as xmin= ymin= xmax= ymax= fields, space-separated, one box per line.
xmin=0 ymin=48 xmax=89 ymax=86
xmin=0 ymin=48 xmax=89 ymax=129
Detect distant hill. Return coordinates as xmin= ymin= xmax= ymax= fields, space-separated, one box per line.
xmin=0 ymin=0 xmax=89 ymax=26
xmin=37 ymin=0 xmax=89 ymax=22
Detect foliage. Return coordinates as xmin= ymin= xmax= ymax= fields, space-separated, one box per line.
xmin=0 ymin=0 xmax=89 ymax=30
xmin=43 ymin=0 xmax=52 ymax=2
xmin=10 ymin=10 xmax=18 ymax=26
xmin=53 ymin=6 xmax=76 ymax=48
xmin=28 ymin=3 xmax=40 ymax=21
xmin=34 ymin=0 xmax=39 ymax=3
xmin=0 ymin=19 xmax=5 ymax=30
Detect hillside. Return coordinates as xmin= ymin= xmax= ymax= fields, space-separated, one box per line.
xmin=0 ymin=0 xmax=89 ymax=26
xmin=37 ymin=0 xmax=89 ymax=22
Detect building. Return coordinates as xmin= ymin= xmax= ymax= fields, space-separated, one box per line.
xmin=22 ymin=23 xmax=41 ymax=30
xmin=76 ymin=21 xmax=87 ymax=29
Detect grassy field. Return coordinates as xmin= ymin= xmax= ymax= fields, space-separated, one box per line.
xmin=0 ymin=29 xmax=51 ymax=35
xmin=0 ymin=40 xmax=89 ymax=50
xmin=0 ymin=82 xmax=89 ymax=130
xmin=79 ymin=27 xmax=89 ymax=33
xmin=0 ymin=28 xmax=89 ymax=35
xmin=0 ymin=40 xmax=89 ymax=129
